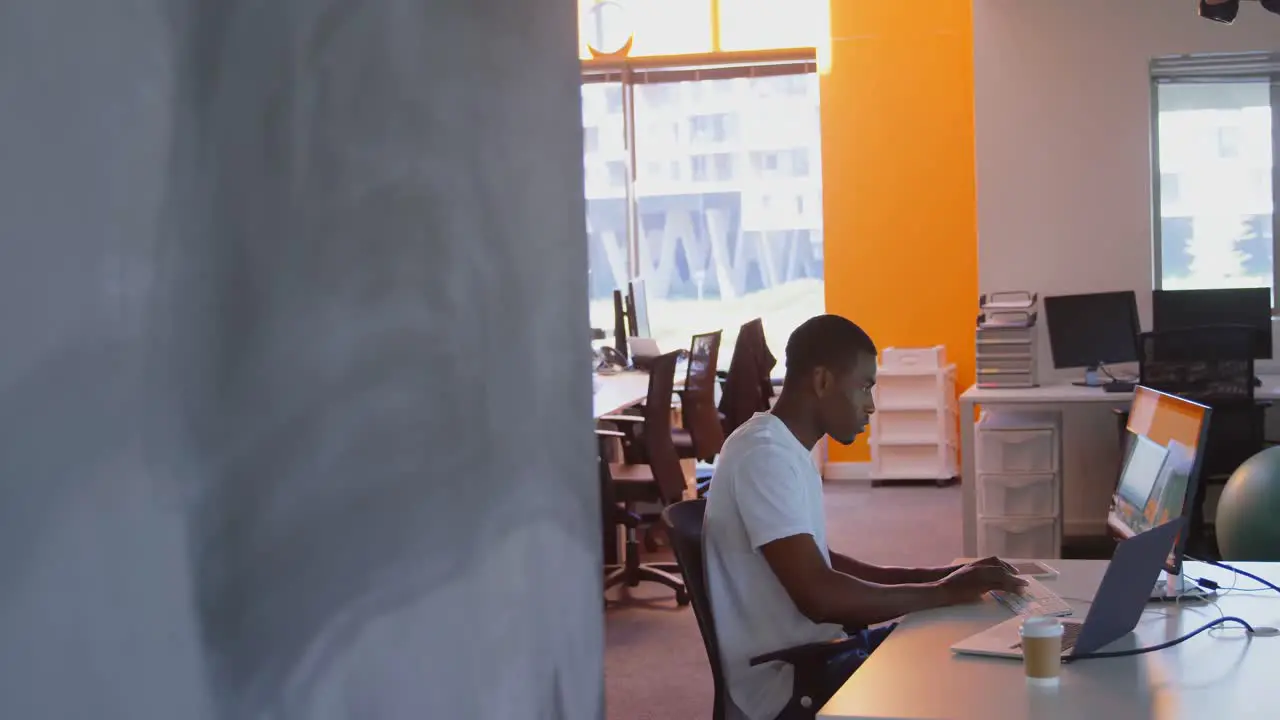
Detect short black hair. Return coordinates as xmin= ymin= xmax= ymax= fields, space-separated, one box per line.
xmin=783 ymin=314 xmax=877 ymax=383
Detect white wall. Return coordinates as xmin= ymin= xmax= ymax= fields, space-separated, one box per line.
xmin=0 ymin=1 xmax=601 ymax=718
xmin=974 ymin=0 xmax=1278 ymax=534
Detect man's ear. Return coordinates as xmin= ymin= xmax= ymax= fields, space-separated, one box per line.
xmin=810 ymin=366 xmax=830 ymax=397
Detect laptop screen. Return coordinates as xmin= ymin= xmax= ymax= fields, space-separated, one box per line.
xmin=1107 ymin=386 xmax=1211 ymax=574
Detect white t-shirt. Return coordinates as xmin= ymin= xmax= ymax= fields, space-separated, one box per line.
xmin=703 ymin=413 xmax=845 ymax=720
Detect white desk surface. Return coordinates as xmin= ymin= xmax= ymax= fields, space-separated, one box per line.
xmin=960 ymin=376 xmax=1280 ymax=404
xmin=593 ymin=370 xmax=654 ymax=419
xmin=820 ymin=560 xmax=1280 ymax=720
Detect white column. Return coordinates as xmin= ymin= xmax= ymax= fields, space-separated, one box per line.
xmin=0 ymin=1 xmax=600 ymax=718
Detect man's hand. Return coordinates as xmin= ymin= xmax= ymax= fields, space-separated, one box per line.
xmin=938 ymin=564 xmax=1027 ymax=604
xmin=965 ymin=556 xmax=1021 ymax=576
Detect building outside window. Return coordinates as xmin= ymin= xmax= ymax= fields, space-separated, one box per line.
xmin=1151 ymin=54 xmax=1277 ymax=302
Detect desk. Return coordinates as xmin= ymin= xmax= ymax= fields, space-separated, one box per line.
xmin=820 ymin=559 xmax=1280 ymax=719
xmin=958 ymin=379 xmax=1280 ymax=556
xmin=593 ymin=370 xmax=655 ymax=419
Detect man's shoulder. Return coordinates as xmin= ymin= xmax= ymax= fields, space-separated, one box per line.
xmin=722 ymin=416 xmax=805 ymax=461
xmin=717 ymin=418 xmax=813 ymax=482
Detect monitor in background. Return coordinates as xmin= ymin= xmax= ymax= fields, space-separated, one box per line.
xmin=1042 ymin=291 xmax=1142 ymax=389
xmin=1152 ymin=287 xmax=1273 ymax=360
xmin=612 ymin=289 xmax=629 ymax=361
xmin=627 ymin=279 xmax=651 ymax=339
xmin=1107 ymin=385 xmax=1211 ymax=597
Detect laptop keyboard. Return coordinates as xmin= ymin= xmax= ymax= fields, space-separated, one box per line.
xmin=990 ymin=579 xmax=1073 ymax=618
xmin=1012 ymin=622 xmax=1083 ymax=652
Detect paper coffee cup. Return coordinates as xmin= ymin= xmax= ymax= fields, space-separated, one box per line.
xmin=1019 ymin=616 xmax=1064 ymax=686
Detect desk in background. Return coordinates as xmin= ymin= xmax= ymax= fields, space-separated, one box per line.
xmin=821 ymin=559 xmax=1280 ymax=719
xmin=958 ymin=378 xmax=1280 ymax=557
xmin=593 ymin=370 xmax=656 ymax=419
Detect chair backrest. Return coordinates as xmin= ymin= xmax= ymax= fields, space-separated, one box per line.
xmin=644 ymin=351 xmax=690 ymax=504
xmin=719 ymin=318 xmax=776 ymax=435
xmin=661 ymin=499 xmax=727 ymax=720
xmin=685 ymin=330 xmax=726 ymax=461
xmin=1139 ymin=326 xmax=1256 ymax=403
xmin=1139 ymin=326 xmax=1262 ymax=479
xmin=742 ymin=317 xmax=778 ymax=398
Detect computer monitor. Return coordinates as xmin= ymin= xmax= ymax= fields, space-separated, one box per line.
xmin=627 ymin=279 xmax=651 ymax=339
xmin=612 ymin=289 xmax=629 ymax=361
xmin=1152 ymin=287 xmax=1272 ymax=360
xmin=1107 ymin=385 xmax=1211 ymax=578
xmin=1043 ymin=291 xmax=1141 ymax=385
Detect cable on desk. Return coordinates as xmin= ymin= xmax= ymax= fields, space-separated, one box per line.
xmin=1064 ymin=616 xmax=1256 ymax=662
xmin=1186 ymin=557 xmax=1280 ymax=595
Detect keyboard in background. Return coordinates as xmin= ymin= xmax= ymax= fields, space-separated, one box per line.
xmin=990 ymin=578 xmax=1073 ymax=617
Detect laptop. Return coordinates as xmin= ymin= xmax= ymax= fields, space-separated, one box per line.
xmin=951 ymin=517 xmax=1183 ymax=660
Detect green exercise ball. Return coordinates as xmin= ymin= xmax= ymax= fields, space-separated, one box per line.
xmin=1216 ymin=446 xmax=1280 ymax=561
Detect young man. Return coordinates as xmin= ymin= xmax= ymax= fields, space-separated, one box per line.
xmin=703 ymin=315 xmax=1026 ymax=720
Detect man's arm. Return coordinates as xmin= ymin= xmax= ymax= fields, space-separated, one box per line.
xmin=762 ymin=535 xmax=955 ymax=629
xmin=729 ymin=447 xmax=1021 ymax=627
xmin=763 ymin=536 xmax=1026 ymax=629
xmin=828 ymin=550 xmax=957 ymax=585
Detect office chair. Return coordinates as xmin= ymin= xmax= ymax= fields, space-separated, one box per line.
xmin=1133 ymin=326 xmax=1263 ymax=557
xmin=676 ymin=330 xmax=726 ymax=471
xmin=719 ymin=318 xmax=778 ymax=437
xmin=662 ymin=499 xmax=869 ymax=720
xmin=599 ymin=351 xmax=692 ymax=604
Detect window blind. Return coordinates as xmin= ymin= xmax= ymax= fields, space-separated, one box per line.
xmin=1152 ymin=51 xmax=1280 ymax=82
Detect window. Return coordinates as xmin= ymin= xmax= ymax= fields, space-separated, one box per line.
xmin=1151 ymin=53 xmax=1278 ymax=299
xmin=691 ymin=155 xmax=710 ymax=182
xmin=577 ymin=0 xmax=826 ymax=58
xmin=631 ymin=71 xmax=824 ymax=366
xmin=718 ymin=0 xmax=825 ymax=51
xmin=604 ymin=86 xmax=624 ymax=114
xmin=789 ymin=148 xmax=810 ymax=177
xmin=606 ymin=161 xmax=628 ymax=188
xmin=1159 ymin=173 xmax=1181 ymax=208
xmin=582 ymin=83 xmax=630 ymax=333
xmin=690 ymin=153 xmax=732 ymax=182
xmin=689 ymin=114 xmax=732 ymax=143
xmin=751 ymin=151 xmax=780 ymax=175
xmin=1218 ymin=126 xmax=1242 ymax=159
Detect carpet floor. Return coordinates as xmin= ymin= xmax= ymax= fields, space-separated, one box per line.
xmin=603 ymin=482 xmax=965 ymax=720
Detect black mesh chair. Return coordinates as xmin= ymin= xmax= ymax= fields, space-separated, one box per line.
xmin=1126 ymin=325 xmax=1264 ymax=556
xmin=662 ymin=499 xmax=864 ymax=720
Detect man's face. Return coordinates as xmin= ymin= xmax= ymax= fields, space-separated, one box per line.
xmin=813 ymin=352 xmax=877 ymax=445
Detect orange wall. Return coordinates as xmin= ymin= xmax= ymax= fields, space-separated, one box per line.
xmin=820 ymin=1 xmax=978 ymax=463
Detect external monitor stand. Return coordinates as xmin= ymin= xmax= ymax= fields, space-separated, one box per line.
xmin=1150 ymin=570 xmax=1209 ymax=601
xmin=1071 ymin=364 xmax=1133 ymax=393
xmin=1070 ymin=365 xmax=1105 ymax=388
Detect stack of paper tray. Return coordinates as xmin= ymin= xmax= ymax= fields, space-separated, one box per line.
xmin=976 ymin=291 xmax=1038 ymax=388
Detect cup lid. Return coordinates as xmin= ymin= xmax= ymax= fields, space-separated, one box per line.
xmin=1020 ymin=615 xmax=1064 ymax=638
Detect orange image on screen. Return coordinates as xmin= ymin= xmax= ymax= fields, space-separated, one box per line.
xmin=1126 ymin=387 xmax=1206 ymax=453
xmin=1117 ymin=386 xmax=1207 ymax=550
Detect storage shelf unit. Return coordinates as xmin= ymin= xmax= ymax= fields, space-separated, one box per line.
xmin=976 ymin=291 xmax=1039 ymax=388
xmin=974 ymin=410 xmax=1063 ymax=558
xmin=870 ymin=346 xmax=958 ymax=487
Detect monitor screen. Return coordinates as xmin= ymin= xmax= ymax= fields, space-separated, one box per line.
xmin=1043 ymin=291 xmax=1141 ymax=369
xmin=1107 ymin=386 xmax=1211 ymax=574
xmin=1152 ymin=287 xmax=1272 ymax=360
xmin=628 ymin=279 xmax=651 ymax=339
